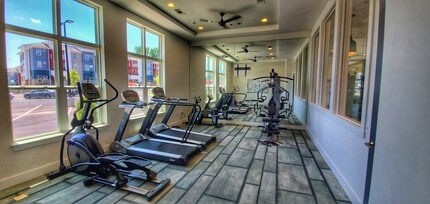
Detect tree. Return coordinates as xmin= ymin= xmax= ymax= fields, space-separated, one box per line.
xmin=70 ymin=69 xmax=81 ymax=86
xmin=146 ymin=47 xmax=160 ymax=58
xmin=134 ymin=46 xmax=143 ymax=55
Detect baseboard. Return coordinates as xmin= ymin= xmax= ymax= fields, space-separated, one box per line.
xmin=305 ymin=127 xmax=363 ymax=204
xmin=0 ymin=161 xmax=59 ymax=193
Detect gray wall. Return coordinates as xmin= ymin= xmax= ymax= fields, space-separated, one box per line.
xmin=369 ymin=0 xmax=430 ymax=203
xmin=307 ymin=104 xmax=368 ymax=203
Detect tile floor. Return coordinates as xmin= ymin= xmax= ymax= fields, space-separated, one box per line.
xmin=1 ymin=114 xmax=351 ymax=204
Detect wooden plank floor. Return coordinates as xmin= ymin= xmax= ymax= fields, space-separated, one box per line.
xmin=1 ymin=114 xmax=351 ymax=204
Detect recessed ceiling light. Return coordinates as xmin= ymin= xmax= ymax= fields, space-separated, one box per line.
xmin=267 ymin=46 xmax=272 ymax=50
xmin=167 ymin=2 xmax=175 ymax=8
xmin=270 ymin=52 xmax=274 ymax=56
xmin=261 ymin=18 xmax=268 ymax=23
xmin=197 ymin=26 xmax=204 ymax=30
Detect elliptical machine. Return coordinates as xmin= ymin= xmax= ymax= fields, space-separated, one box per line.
xmin=48 ymin=79 xmax=169 ymax=200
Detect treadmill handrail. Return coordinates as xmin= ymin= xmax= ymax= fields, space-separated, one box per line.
xmin=152 ymin=98 xmax=202 ymax=143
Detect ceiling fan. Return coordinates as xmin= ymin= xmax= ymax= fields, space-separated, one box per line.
xmin=247 ymin=56 xmax=258 ymax=62
xmin=218 ymin=12 xmax=241 ymax=28
xmin=237 ymin=45 xmax=259 ymax=53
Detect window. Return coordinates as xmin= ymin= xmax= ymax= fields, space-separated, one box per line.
xmin=320 ymin=10 xmax=336 ymax=109
xmin=218 ymin=60 xmax=227 ymax=96
xmin=205 ymin=55 xmax=216 ymax=101
xmin=126 ymin=21 xmax=163 ymax=116
xmin=145 ymin=31 xmax=160 ymax=59
xmin=310 ymin=31 xmax=320 ymax=104
xmin=5 ymin=0 xmax=101 ymax=140
xmin=302 ymin=46 xmax=309 ymax=98
xmin=338 ymin=0 xmax=370 ymax=123
xmin=295 ymin=53 xmax=302 ymax=97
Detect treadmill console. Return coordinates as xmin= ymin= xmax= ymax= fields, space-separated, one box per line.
xmin=122 ymin=90 xmax=140 ymax=103
xmin=121 ymin=90 xmax=148 ymax=107
xmin=81 ymin=83 xmax=100 ymax=99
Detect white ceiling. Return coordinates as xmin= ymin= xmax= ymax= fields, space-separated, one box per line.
xmin=110 ymin=0 xmax=328 ymax=63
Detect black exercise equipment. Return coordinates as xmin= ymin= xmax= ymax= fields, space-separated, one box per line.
xmin=193 ymin=95 xmax=223 ymax=128
xmin=110 ymin=89 xmax=201 ymax=166
xmin=219 ymin=87 xmax=250 ymax=114
xmin=254 ymin=69 xmax=295 ymax=146
xmin=48 ymin=80 xmax=169 ymax=200
xmin=148 ymin=87 xmax=216 ymax=149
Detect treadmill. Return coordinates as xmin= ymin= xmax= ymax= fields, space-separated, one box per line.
xmin=110 ymin=90 xmax=200 ymax=166
xmin=147 ymin=88 xmax=216 ymax=149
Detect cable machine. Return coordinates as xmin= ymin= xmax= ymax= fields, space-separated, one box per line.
xmin=253 ymin=69 xmax=294 ymax=145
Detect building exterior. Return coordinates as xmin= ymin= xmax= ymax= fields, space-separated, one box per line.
xmin=7 ymin=42 xmax=96 ymax=86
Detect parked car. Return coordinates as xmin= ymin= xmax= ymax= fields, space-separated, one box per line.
xmin=9 ymin=93 xmax=14 ymax=100
xmin=24 ymin=90 xmax=56 ymax=99
xmin=67 ymin=89 xmax=79 ymax=97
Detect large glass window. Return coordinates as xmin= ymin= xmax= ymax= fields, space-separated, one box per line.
xmin=126 ymin=22 xmax=163 ymax=116
xmin=218 ymin=60 xmax=227 ymax=97
xmin=310 ymin=31 xmax=320 ymax=104
xmin=145 ymin=31 xmax=160 ymax=59
xmin=5 ymin=0 xmax=54 ymax=34
xmin=320 ymin=10 xmax=336 ymax=109
xmin=5 ymin=0 xmax=101 ymax=140
xmin=205 ymin=55 xmax=216 ymax=101
xmin=339 ymin=0 xmax=370 ymax=123
xmin=296 ymin=53 xmax=302 ymax=98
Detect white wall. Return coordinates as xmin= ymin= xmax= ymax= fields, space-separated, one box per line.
xmin=0 ymin=0 xmax=191 ymax=190
xmin=369 ymin=0 xmax=430 ymax=203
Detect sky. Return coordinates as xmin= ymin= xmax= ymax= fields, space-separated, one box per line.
xmin=5 ymin=0 xmax=96 ymax=68
xmin=5 ymin=0 xmax=160 ymax=69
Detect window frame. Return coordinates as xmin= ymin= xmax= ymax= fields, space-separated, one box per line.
xmin=335 ymin=0 xmax=374 ymax=127
xmin=205 ymin=54 xmax=217 ymax=101
xmin=218 ymin=59 xmax=227 ymax=98
xmin=5 ymin=0 xmax=103 ymax=142
xmin=318 ymin=8 xmax=336 ymax=110
xmin=126 ymin=20 xmax=164 ymax=118
xmin=309 ymin=30 xmax=320 ymax=104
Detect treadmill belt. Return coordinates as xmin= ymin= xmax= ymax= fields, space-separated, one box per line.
xmin=159 ymin=129 xmax=215 ymax=144
xmin=127 ymin=139 xmax=199 ymax=166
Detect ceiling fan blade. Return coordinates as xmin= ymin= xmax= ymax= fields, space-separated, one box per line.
xmin=199 ymin=19 xmax=213 ymax=23
xmin=223 ymin=15 xmax=242 ymax=24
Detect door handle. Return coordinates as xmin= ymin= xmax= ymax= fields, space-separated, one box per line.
xmin=365 ymin=141 xmax=375 ymax=148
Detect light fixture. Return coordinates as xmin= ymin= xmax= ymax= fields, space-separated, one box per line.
xmin=167 ymin=2 xmax=175 ymax=8
xmin=267 ymin=46 xmax=272 ymax=51
xmin=261 ymin=18 xmax=268 ymax=23
xmin=348 ymin=36 xmax=357 ymax=57
xmin=197 ymin=26 xmax=204 ymax=30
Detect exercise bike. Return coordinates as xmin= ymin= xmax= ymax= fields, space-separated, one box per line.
xmin=48 ymin=79 xmax=169 ymax=200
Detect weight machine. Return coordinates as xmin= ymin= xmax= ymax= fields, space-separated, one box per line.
xmin=254 ymin=69 xmax=294 ymax=146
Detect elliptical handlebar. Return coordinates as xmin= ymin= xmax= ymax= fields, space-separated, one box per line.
xmin=88 ymin=79 xmax=119 ymax=119
xmin=75 ymin=79 xmax=119 ymax=122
